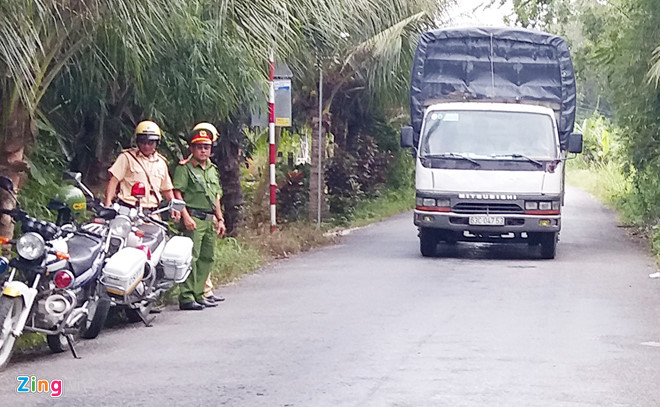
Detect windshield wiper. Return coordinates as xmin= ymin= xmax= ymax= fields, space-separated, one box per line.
xmin=424 ymin=153 xmax=481 ymax=167
xmin=491 ymin=154 xmax=543 ymax=167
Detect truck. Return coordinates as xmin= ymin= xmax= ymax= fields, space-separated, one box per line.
xmin=400 ymin=27 xmax=583 ymax=259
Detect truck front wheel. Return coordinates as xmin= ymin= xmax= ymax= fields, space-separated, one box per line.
xmin=539 ymin=232 xmax=557 ymax=259
xmin=419 ymin=228 xmax=438 ymax=257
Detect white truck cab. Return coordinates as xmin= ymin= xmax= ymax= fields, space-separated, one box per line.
xmin=402 ymin=27 xmax=582 ymax=258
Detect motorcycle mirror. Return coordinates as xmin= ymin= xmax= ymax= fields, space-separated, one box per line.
xmin=62 ymin=171 xmax=82 ymax=183
xmin=170 ymin=198 xmax=186 ymax=212
xmin=0 ymin=176 xmax=14 ymax=193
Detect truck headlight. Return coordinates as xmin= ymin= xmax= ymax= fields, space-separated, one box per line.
xmin=539 ymin=201 xmax=552 ymax=210
xmin=16 ymin=232 xmax=46 ymax=260
xmin=109 ymin=216 xmax=131 ymax=240
xmin=435 ymin=198 xmax=451 ymax=208
xmin=525 ymin=201 xmax=539 ymax=210
xmin=422 ymin=198 xmax=435 ymax=207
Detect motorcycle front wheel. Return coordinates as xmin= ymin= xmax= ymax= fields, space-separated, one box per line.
xmin=0 ymin=296 xmax=23 ymax=370
xmin=46 ymin=333 xmax=68 ymax=353
xmin=80 ymin=288 xmax=111 ymax=339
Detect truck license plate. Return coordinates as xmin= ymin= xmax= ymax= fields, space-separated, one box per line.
xmin=468 ymin=215 xmax=505 ymax=226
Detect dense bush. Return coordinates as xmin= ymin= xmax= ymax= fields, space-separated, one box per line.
xmin=277 ymin=166 xmax=309 ymax=223
xmin=325 ymin=150 xmax=362 ymax=217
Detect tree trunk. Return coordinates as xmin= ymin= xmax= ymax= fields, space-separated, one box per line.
xmin=215 ymin=121 xmax=245 ymax=236
xmin=0 ymin=103 xmax=35 ymax=239
xmin=308 ymin=116 xmax=327 ymax=222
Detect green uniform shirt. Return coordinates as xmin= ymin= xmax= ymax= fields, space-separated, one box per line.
xmin=173 ymin=158 xmax=222 ymax=211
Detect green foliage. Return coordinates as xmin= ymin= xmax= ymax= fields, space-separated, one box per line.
xmin=348 ymin=185 xmax=414 ymax=228
xmin=515 ymin=0 xmax=660 ymax=234
xmin=325 ymin=150 xmax=362 ymax=219
xmin=354 ymin=135 xmax=391 ymax=196
xmin=652 ymin=226 xmax=660 ymax=258
xmin=211 ymin=237 xmax=263 ymax=283
xmin=277 ymin=167 xmax=309 ymax=223
xmin=325 ymin=137 xmax=408 ymax=222
xmin=17 ymin=123 xmax=67 ymax=222
xmin=567 ymin=164 xmax=633 ymax=210
xmin=574 ymin=113 xmax=622 ymax=168
xmin=385 ymin=150 xmax=415 ymax=190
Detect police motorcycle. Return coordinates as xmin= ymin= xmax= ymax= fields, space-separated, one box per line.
xmin=0 ymin=174 xmax=116 ymax=370
xmin=100 ymin=182 xmax=192 ymax=325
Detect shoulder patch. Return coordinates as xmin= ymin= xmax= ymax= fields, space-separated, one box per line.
xmin=156 ymin=152 xmax=169 ymax=164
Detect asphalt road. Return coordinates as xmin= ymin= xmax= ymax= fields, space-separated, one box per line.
xmin=2 ymin=185 xmax=660 ymax=406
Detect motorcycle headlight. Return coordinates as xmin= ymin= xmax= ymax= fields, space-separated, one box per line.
xmin=109 ymin=216 xmax=131 ymax=239
xmin=16 ymin=232 xmax=46 ymax=261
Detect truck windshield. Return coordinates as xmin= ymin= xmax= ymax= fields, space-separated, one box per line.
xmin=420 ymin=110 xmax=557 ymax=159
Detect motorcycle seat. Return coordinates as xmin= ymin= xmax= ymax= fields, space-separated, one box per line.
xmin=66 ymin=234 xmax=104 ymax=276
xmin=139 ymin=224 xmax=165 ymax=252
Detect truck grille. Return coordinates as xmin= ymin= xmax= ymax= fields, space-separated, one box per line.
xmin=452 ymin=202 xmax=523 ymax=214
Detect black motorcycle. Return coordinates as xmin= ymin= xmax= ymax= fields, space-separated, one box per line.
xmin=0 ymin=175 xmax=115 ymax=370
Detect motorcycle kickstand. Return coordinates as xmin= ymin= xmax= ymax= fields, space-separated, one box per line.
xmin=65 ymin=334 xmax=81 ymax=359
xmin=138 ymin=311 xmax=156 ymax=327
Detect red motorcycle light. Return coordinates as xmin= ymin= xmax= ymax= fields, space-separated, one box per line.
xmin=54 ymin=270 xmax=74 ymax=289
xmin=0 ymin=236 xmax=10 ymax=245
xmin=131 ymin=182 xmax=146 ymax=198
xmin=136 ymin=245 xmax=151 ymax=260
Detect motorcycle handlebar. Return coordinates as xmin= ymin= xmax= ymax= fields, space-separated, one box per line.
xmin=140 ymin=213 xmax=169 ymax=230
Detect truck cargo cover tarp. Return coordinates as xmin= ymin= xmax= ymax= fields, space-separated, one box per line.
xmin=410 ymin=27 xmax=576 ymax=147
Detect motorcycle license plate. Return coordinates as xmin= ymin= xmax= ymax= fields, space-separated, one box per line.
xmin=468 ymin=215 xmax=505 ymax=226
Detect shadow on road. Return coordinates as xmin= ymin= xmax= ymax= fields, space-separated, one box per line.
xmin=431 ymin=241 xmax=546 ymax=261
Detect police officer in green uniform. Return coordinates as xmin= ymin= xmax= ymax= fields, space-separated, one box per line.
xmin=173 ymin=123 xmax=226 ymax=311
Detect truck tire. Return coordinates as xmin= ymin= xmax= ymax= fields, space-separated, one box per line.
xmin=419 ymin=228 xmax=438 ymax=257
xmin=539 ymin=232 xmax=557 ymax=259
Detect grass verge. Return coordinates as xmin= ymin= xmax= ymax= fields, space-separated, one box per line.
xmin=566 ymin=163 xmax=660 ymax=263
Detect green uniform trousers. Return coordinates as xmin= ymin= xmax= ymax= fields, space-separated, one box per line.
xmin=178 ymin=216 xmax=216 ymax=304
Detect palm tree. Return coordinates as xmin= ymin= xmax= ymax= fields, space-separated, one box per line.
xmin=281 ymin=0 xmax=445 ymax=221
xmin=0 ymin=0 xmax=195 ymax=236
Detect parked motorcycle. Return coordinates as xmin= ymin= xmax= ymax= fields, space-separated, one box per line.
xmin=100 ymin=182 xmax=192 ymax=325
xmin=50 ymin=171 xmax=119 ymax=339
xmin=0 ymin=175 xmax=115 ymax=370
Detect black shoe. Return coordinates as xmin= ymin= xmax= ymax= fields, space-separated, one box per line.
xmin=207 ymin=294 xmax=225 ymax=302
xmin=179 ymin=301 xmax=204 ymax=311
xmin=197 ymin=298 xmax=218 ymax=308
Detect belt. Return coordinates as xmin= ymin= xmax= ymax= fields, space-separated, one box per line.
xmin=118 ymin=200 xmax=156 ymax=215
xmin=187 ymin=207 xmax=215 ymax=221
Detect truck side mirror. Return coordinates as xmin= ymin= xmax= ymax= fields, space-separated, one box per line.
xmin=401 ymin=126 xmax=414 ymax=148
xmin=567 ymin=133 xmax=583 ymax=154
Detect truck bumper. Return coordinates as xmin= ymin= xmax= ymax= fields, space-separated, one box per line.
xmin=414 ymin=210 xmax=560 ymax=241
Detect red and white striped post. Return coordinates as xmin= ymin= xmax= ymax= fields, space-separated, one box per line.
xmin=268 ymin=52 xmax=277 ymax=233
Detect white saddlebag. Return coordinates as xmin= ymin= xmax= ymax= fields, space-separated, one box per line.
xmin=160 ymin=236 xmax=193 ymax=283
xmin=102 ymin=247 xmax=147 ymax=296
